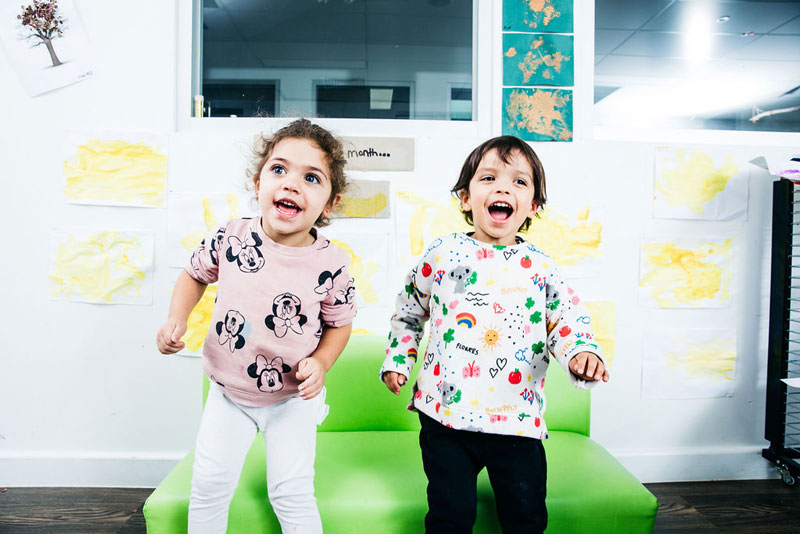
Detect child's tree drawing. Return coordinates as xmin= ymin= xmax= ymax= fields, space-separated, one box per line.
xmin=18 ymin=1 xmax=66 ymax=67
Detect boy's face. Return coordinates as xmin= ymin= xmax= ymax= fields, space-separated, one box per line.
xmin=255 ymin=137 xmax=338 ymax=247
xmin=459 ymin=148 xmax=539 ymax=246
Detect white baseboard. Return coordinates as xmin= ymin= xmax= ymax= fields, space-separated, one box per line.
xmin=0 ymin=447 xmax=783 ymax=487
xmin=611 ymin=446 xmax=781 ymax=483
xmin=0 ymin=453 xmax=186 ymax=487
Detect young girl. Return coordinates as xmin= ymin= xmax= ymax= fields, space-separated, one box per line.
xmin=381 ymin=135 xmax=608 ymax=534
xmin=157 ymin=119 xmax=356 ymax=534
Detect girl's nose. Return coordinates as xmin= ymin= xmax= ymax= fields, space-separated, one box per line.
xmin=282 ymin=174 xmax=300 ymax=193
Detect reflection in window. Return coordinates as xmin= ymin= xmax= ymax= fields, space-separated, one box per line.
xmin=198 ymin=0 xmax=473 ymax=121
xmin=594 ymin=0 xmax=800 ymax=132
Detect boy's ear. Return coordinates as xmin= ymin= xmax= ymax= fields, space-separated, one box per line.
xmin=459 ymin=189 xmax=471 ymax=212
xmin=528 ymin=201 xmax=540 ymax=218
xmin=323 ymin=193 xmax=343 ymax=218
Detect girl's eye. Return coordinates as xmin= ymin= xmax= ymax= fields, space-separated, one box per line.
xmin=515 ymin=179 xmax=529 ymax=186
xmin=480 ymin=175 xmax=495 ymax=182
xmin=271 ymin=165 xmax=286 ymax=175
xmin=305 ymin=174 xmax=320 ymax=184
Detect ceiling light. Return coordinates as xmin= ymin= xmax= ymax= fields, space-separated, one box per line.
xmin=716 ymin=15 xmax=730 ymax=23
xmin=684 ymin=5 xmax=712 ymax=65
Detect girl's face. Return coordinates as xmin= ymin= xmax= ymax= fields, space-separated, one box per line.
xmin=459 ymin=148 xmax=539 ymax=246
xmin=255 ymin=138 xmax=338 ymax=247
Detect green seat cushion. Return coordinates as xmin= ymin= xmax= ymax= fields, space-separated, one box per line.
xmin=144 ymin=430 xmax=656 ymax=534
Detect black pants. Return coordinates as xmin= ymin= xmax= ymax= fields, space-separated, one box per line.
xmin=419 ymin=413 xmax=547 ymax=534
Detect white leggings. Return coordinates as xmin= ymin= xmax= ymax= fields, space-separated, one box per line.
xmin=188 ymin=383 xmax=328 ymax=534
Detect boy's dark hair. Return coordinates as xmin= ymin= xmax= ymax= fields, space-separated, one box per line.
xmin=247 ymin=118 xmax=348 ymax=227
xmin=450 ymin=135 xmax=547 ymax=232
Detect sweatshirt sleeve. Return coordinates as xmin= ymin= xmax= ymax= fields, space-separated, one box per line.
xmin=380 ymin=245 xmax=438 ymax=380
xmin=544 ymin=264 xmax=604 ymax=390
xmin=185 ymin=224 xmax=227 ymax=285
xmin=320 ymin=259 xmax=357 ymax=328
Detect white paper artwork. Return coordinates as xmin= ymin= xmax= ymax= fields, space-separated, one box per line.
xmin=653 ymin=147 xmax=749 ymax=221
xmin=642 ymin=329 xmax=737 ymax=399
xmin=49 ymin=228 xmax=154 ymax=305
xmin=0 ymin=0 xmax=93 ymax=96
xmin=168 ymin=192 xmax=257 ymax=268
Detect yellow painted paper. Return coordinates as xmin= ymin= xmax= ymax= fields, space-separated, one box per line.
xmin=183 ymin=285 xmax=218 ymax=353
xmin=523 ymin=206 xmax=603 ymax=267
xmin=352 ymin=328 xmax=378 ymax=336
xmin=585 ymin=301 xmax=616 ymax=366
xmin=340 ymin=192 xmax=388 ymax=218
xmin=63 ymin=138 xmax=167 ymax=207
xmin=50 ymin=231 xmax=149 ymax=303
xmin=331 ymin=239 xmax=381 ymax=305
xmin=640 ymin=239 xmax=732 ymax=308
xmin=655 ymin=149 xmax=739 ymax=215
xmin=665 ymin=337 xmax=736 ymax=383
xmin=396 ymin=191 xmax=470 ymax=256
xmin=180 ymin=194 xmax=241 ymax=254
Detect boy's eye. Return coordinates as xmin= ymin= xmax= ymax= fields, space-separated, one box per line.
xmin=271 ymin=165 xmax=286 ymax=175
xmin=305 ymin=174 xmax=320 ymax=184
xmin=480 ymin=175 xmax=495 ymax=182
xmin=515 ymin=178 xmax=529 ymax=186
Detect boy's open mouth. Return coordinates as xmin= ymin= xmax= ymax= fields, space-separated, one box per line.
xmin=488 ymin=201 xmax=513 ymax=222
xmin=275 ymin=199 xmax=302 ymax=216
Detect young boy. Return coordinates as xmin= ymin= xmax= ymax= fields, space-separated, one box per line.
xmin=381 ymin=135 xmax=608 ymax=534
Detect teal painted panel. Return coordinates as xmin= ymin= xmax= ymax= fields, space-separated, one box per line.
xmin=502 ymin=87 xmax=573 ymax=142
xmin=503 ymin=0 xmax=574 ymax=33
xmin=503 ymin=33 xmax=574 ymax=86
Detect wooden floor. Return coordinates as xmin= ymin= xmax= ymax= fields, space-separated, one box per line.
xmin=0 ymin=480 xmax=797 ymax=533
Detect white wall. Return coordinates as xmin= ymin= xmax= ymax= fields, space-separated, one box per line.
xmin=0 ymin=0 xmax=797 ymax=487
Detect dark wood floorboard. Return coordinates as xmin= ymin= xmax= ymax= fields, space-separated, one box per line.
xmin=0 ymin=480 xmax=797 ymax=533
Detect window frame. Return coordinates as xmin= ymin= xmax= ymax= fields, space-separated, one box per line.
xmin=176 ymin=0 xmax=496 ymax=138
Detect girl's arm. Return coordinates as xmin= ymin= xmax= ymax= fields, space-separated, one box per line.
xmin=297 ymin=322 xmax=353 ymax=399
xmin=156 ymin=270 xmax=208 ymax=354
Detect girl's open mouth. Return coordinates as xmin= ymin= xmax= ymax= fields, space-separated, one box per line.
xmin=274 ymin=199 xmax=302 ymax=216
xmin=488 ymin=201 xmax=513 ymax=222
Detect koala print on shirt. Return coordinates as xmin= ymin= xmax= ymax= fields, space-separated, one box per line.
xmin=265 ymin=293 xmax=308 ymax=338
xmin=448 ymin=265 xmax=473 ymax=294
xmin=225 ymin=232 xmax=265 ymax=273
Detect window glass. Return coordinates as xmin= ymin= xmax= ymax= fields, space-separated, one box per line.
xmin=594 ymin=0 xmax=800 ymax=132
xmin=198 ymin=0 xmax=474 ymax=120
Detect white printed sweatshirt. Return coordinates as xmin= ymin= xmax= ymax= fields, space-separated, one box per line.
xmin=380 ymin=232 xmax=603 ymax=439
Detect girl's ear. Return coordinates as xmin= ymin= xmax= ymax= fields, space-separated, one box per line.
xmin=323 ymin=193 xmax=343 ymax=218
xmin=528 ymin=201 xmax=540 ymax=218
xmin=459 ymin=189 xmax=471 ymax=212
xmin=254 ymin=177 xmax=260 ymax=199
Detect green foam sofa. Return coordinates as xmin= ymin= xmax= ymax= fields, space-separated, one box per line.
xmin=144 ymin=336 xmax=657 ymax=533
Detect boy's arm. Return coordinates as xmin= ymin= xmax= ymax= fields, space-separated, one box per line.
xmin=156 ymin=270 xmax=208 ymax=354
xmin=544 ymin=266 xmax=606 ymax=389
xmin=297 ymin=322 xmax=353 ymax=399
xmin=380 ymin=258 xmax=435 ymax=384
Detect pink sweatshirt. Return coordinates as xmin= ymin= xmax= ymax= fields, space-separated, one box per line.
xmin=187 ymin=217 xmax=356 ymax=407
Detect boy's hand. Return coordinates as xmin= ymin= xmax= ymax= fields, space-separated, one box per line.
xmin=297 ymin=357 xmax=326 ymax=400
xmin=382 ymin=371 xmax=407 ymax=395
xmin=569 ymin=352 xmax=609 ymax=382
xmin=156 ymin=319 xmax=187 ymax=354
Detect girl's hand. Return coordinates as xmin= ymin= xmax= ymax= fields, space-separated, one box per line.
xmin=297 ymin=357 xmax=326 ymax=400
xmin=382 ymin=371 xmax=407 ymax=395
xmin=569 ymin=351 xmax=609 ymax=382
xmin=156 ymin=319 xmax=187 ymax=354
